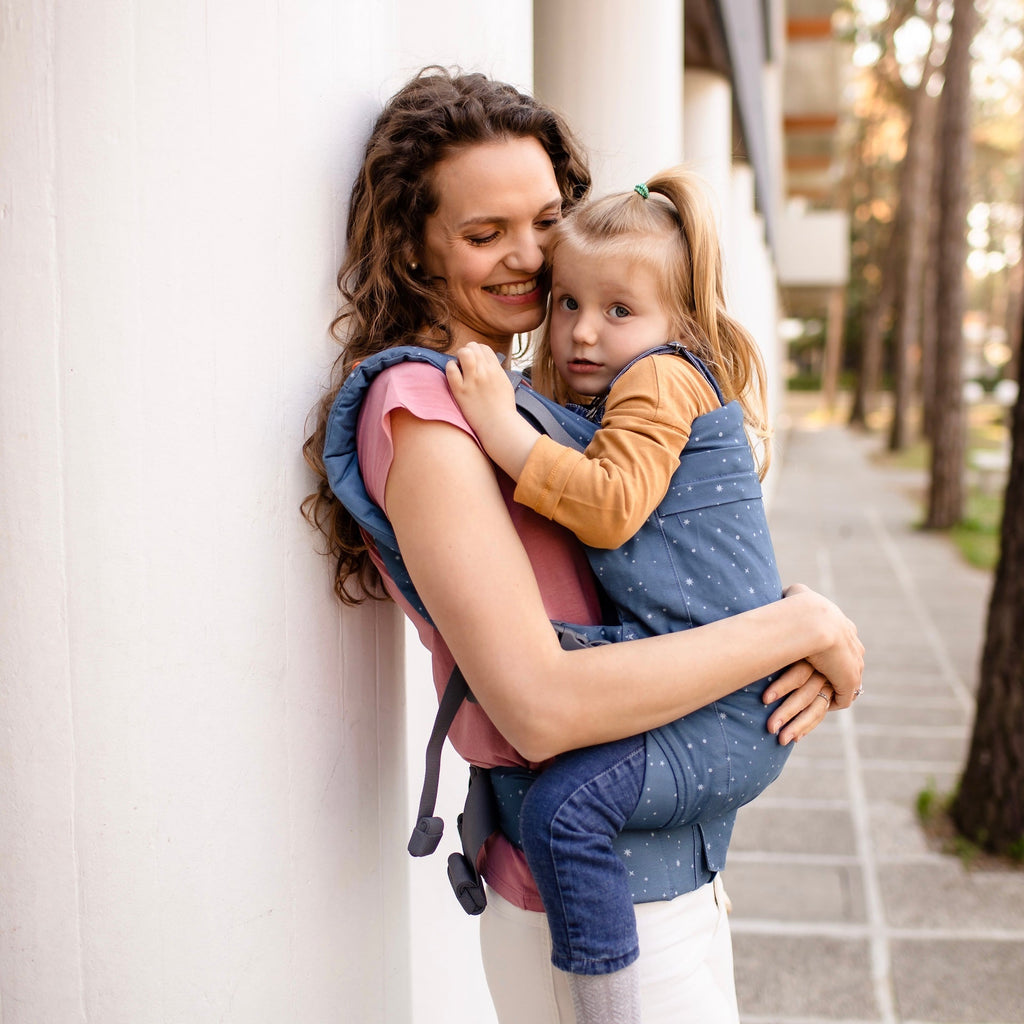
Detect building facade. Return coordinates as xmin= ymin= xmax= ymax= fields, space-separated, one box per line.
xmin=0 ymin=2 xmax=838 ymax=1021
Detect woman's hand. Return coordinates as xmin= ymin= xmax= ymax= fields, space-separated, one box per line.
xmin=762 ymin=661 xmax=836 ymax=745
xmin=778 ymin=584 xmax=864 ymax=709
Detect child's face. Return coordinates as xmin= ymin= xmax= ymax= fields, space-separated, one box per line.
xmin=548 ymin=249 xmax=674 ymax=396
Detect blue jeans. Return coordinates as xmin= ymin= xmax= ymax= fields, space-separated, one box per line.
xmin=519 ymin=735 xmax=647 ymax=975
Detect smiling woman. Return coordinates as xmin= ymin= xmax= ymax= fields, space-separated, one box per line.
xmin=303 ymin=67 xmax=863 ymax=1024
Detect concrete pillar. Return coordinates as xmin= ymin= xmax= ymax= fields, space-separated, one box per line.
xmin=682 ymin=68 xmax=735 ymax=246
xmin=0 ymin=2 xmax=528 ymax=1022
xmin=534 ymin=0 xmax=684 ymax=194
xmin=729 ymin=165 xmax=783 ymax=424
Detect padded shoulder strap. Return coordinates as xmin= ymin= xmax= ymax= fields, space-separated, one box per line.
xmin=323 ymin=346 xmax=456 ymax=623
xmin=509 ymin=372 xmax=594 ymax=452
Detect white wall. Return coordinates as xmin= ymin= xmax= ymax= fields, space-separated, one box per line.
xmin=682 ymin=68 xmax=734 ymax=246
xmin=0 ymin=2 xmax=527 ymax=1022
xmin=534 ymin=0 xmax=684 ymax=194
xmin=386 ymin=14 xmax=532 ymax=1021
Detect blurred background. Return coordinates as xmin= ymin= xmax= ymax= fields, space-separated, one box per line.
xmin=2 ymin=1 xmax=1022 ymax=1022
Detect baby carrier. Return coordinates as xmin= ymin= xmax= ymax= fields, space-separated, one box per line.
xmin=323 ymin=343 xmax=784 ymax=915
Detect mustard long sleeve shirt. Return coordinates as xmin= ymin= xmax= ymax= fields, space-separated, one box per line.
xmin=513 ymin=353 xmax=720 ymax=550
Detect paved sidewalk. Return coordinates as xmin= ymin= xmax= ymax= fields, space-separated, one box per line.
xmin=726 ymin=408 xmax=1024 ymax=1024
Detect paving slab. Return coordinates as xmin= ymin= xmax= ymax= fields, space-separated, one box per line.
xmin=890 ymin=939 xmax=1024 ymax=1022
xmin=724 ymin=860 xmax=867 ymax=923
xmin=855 ymin=731 xmax=969 ymax=765
xmin=880 ymin=862 xmax=1024 ymax=931
xmin=867 ymin=803 xmax=934 ymax=859
xmin=859 ymin=765 xmax=960 ymax=805
xmin=731 ymin=805 xmax=857 ymax=857
xmin=764 ymin=760 xmax=851 ymax=801
xmin=733 ymin=934 xmax=878 ymax=1021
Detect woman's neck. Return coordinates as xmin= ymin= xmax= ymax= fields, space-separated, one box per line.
xmin=449 ymin=330 xmax=512 ymax=362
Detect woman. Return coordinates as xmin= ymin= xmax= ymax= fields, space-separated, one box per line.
xmin=304 ymin=67 xmax=863 ymax=1024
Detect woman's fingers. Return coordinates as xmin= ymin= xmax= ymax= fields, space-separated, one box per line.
xmin=767 ymin=671 xmax=834 ymax=745
xmin=762 ymin=660 xmax=815 ymax=704
xmin=783 ymin=587 xmax=864 ymax=709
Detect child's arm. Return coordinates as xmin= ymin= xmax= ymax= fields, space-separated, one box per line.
xmin=516 ymin=355 xmax=717 ymax=548
xmin=445 ymin=342 xmax=543 ymax=480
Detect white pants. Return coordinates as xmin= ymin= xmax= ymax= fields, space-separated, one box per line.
xmin=479 ymin=876 xmax=739 ymax=1024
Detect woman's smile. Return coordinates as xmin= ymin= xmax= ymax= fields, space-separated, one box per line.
xmin=483 ymin=276 xmax=542 ymax=300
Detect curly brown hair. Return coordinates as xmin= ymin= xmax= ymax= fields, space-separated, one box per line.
xmin=302 ymin=67 xmax=591 ymax=603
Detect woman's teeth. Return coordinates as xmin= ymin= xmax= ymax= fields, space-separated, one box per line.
xmin=486 ymin=278 xmax=537 ymax=296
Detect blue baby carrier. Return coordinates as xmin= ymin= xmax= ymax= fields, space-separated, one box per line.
xmin=323 ymin=343 xmax=787 ymax=915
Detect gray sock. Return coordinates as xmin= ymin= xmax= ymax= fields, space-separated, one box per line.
xmin=567 ymin=961 xmax=642 ymax=1024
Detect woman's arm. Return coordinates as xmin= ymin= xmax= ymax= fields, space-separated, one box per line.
xmin=386 ymin=412 xmax=863 ymax=763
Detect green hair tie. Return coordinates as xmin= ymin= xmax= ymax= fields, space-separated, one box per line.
xmin=634 ymin=183 xmax=650 ymax=199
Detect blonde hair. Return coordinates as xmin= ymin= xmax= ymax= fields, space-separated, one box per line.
xmin=533 ymin=168 xmax=772 ymax=477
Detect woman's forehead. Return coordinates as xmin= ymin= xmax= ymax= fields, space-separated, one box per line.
xmin=429 ymin=137 xmax=560 ymax=220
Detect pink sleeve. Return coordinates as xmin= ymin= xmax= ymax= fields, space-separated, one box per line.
xmin=357 ymin=361 xmax=482 ymax=510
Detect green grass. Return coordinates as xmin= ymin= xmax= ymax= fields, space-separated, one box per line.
xmin=867 ymin=420 xmax=1005 ymax=572
xmin=916 ymin=778 xmax=1024 ymax=868
xmin=950 ymin=490 xmax=1003 ymax=570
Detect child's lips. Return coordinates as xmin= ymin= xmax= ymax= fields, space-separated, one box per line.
xmin=567 ymin=359 xmax=603 ymax=373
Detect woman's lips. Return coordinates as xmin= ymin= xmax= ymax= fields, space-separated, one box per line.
xmin=484 ymin=277 xmax=542 ymax=303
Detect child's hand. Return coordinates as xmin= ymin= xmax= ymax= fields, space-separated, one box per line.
xmin=445 ymin=342 xmax=542 ymax=481
xmin=445 ymin=342 xmax=516 ymax=434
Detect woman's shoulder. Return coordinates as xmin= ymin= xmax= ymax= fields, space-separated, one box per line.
xmin=361 ymin=357 xmax=479 ymax=434
xmin=358 ymin=358 xmax=478 ymax=502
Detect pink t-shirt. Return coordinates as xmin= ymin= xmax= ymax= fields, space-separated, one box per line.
xmin=357 ymin=361 xmax=602 ymax=910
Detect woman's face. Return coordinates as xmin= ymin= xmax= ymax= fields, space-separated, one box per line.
xmin=421 ymin=136 xmax=562 ymax=353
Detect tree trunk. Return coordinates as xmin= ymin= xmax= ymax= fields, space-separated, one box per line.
xmin=849 ymin=225 xmax=902 ymax=430
xmin=821 ymin=287 xmax=846 ymax=413
xmin=888 ymin=65 xmax=939 ymax=451
xmin=925 ymin=0 xmax=976 ymax=529
xmin=920 ymin=114 xmax=944 ymax=441
xmin=953 ymin=340 xmax=1024 ymax=854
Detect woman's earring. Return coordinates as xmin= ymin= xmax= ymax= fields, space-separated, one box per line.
xmin=409 ymin=260 xmax=419 ymax=271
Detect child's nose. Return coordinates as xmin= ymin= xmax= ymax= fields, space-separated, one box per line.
xmin=572 ymin=314 xmax=598 ymax=345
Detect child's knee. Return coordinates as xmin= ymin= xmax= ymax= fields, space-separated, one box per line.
xmin=519 ymin=775 xmax=565 ymax=852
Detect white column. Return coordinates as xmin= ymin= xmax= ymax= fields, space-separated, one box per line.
xmin=682 ymin=67 xmax=735 ymax=246
xmin=1 ymin=3 xmax=529 ymax=1022
xmin=729 ymin=165 xmax=783 ymax=426
xmin=534 ymin=0 xmax=684 ymax=194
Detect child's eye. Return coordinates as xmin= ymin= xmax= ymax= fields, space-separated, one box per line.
xmin=560 ymin=296 xmax=579 ymax=312
xmin=610 ymin=305 xmax=631 ymax=319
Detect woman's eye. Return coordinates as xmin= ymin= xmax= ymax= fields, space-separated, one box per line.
xmin=537 ymin=217 xmax=561 ymax=230
xmin=611 ymin=305 xmax=631 ymax=319
xmin=467 ymin=232 xmax=499 ymax=246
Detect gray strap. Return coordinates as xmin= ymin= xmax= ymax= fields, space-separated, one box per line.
xmin=512 ymin=377 xmax=587 ymax=452
xmin=407 ymin=666 xmax=469 ymax=856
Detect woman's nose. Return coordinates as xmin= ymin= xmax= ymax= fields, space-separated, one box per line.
xmin=505 ymin=229 xmax=545 ymax=273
